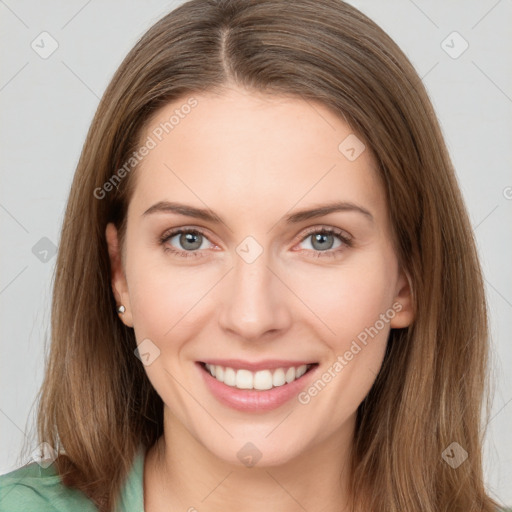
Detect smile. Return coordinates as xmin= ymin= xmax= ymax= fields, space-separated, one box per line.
xmin=203 ymin=362 xmax=314 ymax=390
xmin=197 ymin=361 xmax=320 ymax=412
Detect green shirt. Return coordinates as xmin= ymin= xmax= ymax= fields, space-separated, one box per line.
xmin=0 ymin=445 xmax=145 ymax=511
xmin=1 ymin=446 xmax=511 ymax=512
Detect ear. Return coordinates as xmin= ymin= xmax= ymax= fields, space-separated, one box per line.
xmin=389 ymin=268 xmax=414 ymax=329
xmin=105 ymin=222 xmax=134 ymax=328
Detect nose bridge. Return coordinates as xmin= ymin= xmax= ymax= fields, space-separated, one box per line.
xmin=234 ymin=242 xmax=273 ymax=295
xmin=218 ymin=237 xmax=291 ymax=339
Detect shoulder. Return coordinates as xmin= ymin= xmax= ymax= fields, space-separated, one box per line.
xmin=0 ymin=461 xmax=98 ymax=512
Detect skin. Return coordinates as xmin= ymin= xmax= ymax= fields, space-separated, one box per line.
xmin=106 ymin=85 xmax=414 ymax=512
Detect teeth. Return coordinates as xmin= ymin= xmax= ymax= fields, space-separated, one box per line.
xmin=204 ymin=363 xmax=311 ymax=390
xmin=253 ymin=370 xmax=273 ymax=390
xmin=272 ymin=368 xmax=286 ymax=387
xmin=296 ymin=365 xmax=308 ymax=378
xmin=224 ymin=367 xmax=236 ymax=387
xmin=236 ymin=369 xmax=253 ymax=389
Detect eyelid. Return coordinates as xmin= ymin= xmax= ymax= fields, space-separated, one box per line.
xmin=159 ymin=224 xmax=352 ymax=243
xmin=159 ymin=225 xmax=216 ymax=244
xmin=159 ymin=224 xmax=353 ymax=258
xmin=157 ymin=225 xmax=214 ymax=252
xmin=296 ymin=225 xmax=353 ymax=244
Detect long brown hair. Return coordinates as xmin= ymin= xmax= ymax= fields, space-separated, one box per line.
xmin=23 ymin=0 xmax=502 ymax=510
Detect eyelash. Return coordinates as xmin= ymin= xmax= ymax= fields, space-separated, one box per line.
xmin=159 ymin=226 xmax=353 ymax=259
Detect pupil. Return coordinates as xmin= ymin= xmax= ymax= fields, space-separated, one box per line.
xmin=182 ymin=233 xmax=201 ymax=250
xmin=313 ymin=233 xmax=333 ymax=250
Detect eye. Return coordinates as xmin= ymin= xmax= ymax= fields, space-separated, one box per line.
xmin=159 ymin=226 xmax=353 ymax=259
xmin=159 ymin=228 xmax=213 ymax=258
xmin=296 ymin=226 xmax=353 ymax=258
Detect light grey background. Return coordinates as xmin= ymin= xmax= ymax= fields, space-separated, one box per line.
xmin=1 ymin=0 xmax=511 ymax=505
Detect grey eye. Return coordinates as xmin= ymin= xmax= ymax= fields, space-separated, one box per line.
xmin=300 ymin=232 xmax=343 ymax=252
xmin=168 ymin=231 xmax=208 ymax=251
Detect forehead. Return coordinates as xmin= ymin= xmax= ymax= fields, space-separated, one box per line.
xmin=129 ymin=87 xmax=385 ymax=224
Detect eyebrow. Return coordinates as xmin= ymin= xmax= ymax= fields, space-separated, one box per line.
xmin=142 ymin=200 xmax=374 ymax=224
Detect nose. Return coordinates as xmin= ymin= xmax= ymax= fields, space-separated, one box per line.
xmin=218 ymin=249 xmax=292 ymax=342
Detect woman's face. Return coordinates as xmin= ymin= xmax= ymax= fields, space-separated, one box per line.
xmin=107 ymin=86 xmax=413 ymax=466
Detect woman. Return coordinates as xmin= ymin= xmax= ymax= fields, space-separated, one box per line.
xmin=0 ymin=0 xmax=508 ymax=511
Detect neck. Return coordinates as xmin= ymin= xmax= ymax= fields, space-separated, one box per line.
xmin=144 ymin=406 xmax=355 ymax=512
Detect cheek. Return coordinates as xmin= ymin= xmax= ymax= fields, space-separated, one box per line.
xmin=293 ymin=258 xmax=397 ymax=418
xmin=127 ymin=251 xmax=215 ymax=344
xmin=289 ymin=251 xmax=398 ymax=345
xmin=126 ymin=235 xmax=398 ymax=353
xmin=125 ymin=255 xmax=213 ymax=410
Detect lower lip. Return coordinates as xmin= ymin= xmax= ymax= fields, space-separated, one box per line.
xmin=196 ymin=362 xmax=319 ymax=412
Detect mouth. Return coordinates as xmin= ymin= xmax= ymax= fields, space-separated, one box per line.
xmin=196 ymin=360 xmax=320 ymax=412
xmin=198 ymin=361 xmax=318 ymax=391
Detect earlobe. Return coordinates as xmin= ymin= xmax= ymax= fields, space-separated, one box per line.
xmin=105 ymin=223 xmax=134 ymax=328
xmin=390 ymin=269 xmax=415 ymax=329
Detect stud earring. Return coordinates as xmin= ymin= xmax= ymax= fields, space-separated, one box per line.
xmin=117 ymin=305 xmax=126 ymax=314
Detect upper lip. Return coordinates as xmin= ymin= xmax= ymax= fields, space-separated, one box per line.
xmin=199 ymin=359 xmax=318 ymax=371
